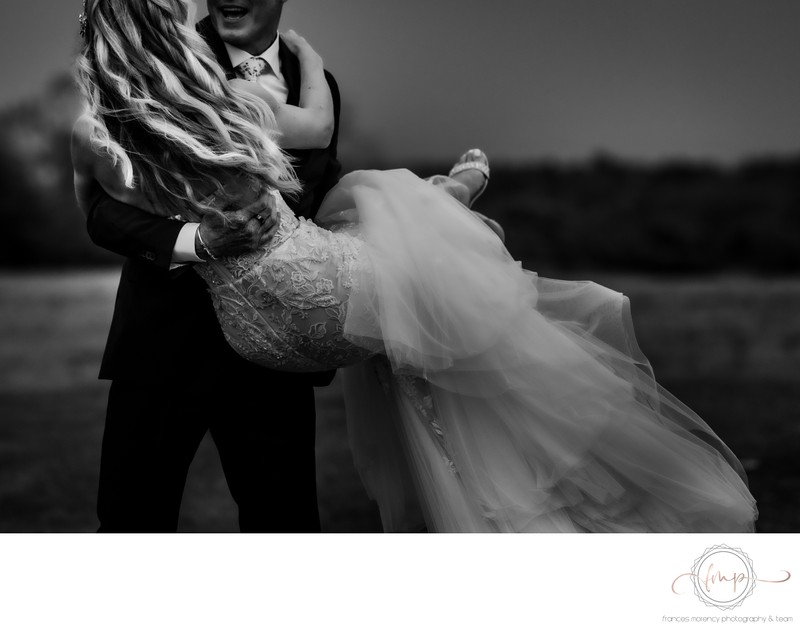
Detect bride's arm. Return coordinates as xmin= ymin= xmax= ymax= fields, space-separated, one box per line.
xmin=231 ymin=30 xmax=334 ymax=150
xmin=71 ymin=115 xmax=195 ymax=268
xmin=71 ymin=115 xmax=157 ymax=217
xmin=71 ymin=115 xmax=277 ymax=263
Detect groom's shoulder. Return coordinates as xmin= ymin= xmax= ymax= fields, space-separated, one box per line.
xmin=195 ymin=16 xmax=233 ymax=75
xmin=195 ymin=15 xmax=213 ymax=37
xmin=195 ymin=16 xmax=224 ymax=52
xmin=195 ymin=15 xmax=219 ymax=50
xmin=195 ymin=15 xmax=221 ymax=51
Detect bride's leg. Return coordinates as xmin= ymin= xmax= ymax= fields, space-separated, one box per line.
xmin=425 ymin=148 xmax=487 ymax=206
xmin=426 ymin=174 xmax=471 ymax=206
xmin=426 ymin=149 xmax=505 ymax=242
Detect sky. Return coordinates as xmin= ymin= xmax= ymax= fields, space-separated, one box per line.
xmin=2 ymin=0 xmax=800 ymax=165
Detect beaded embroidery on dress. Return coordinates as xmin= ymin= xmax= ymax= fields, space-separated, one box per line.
xmin=194 ymin=197 xmax=379 ymax=372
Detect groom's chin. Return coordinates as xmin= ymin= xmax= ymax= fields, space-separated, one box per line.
xmin=210 ymin=14 xmax=270 ymax=52
xmin=211 ymin=15 xmax=248 ymax=37
xmin=214 ymin=23 xmax=248 ymax=46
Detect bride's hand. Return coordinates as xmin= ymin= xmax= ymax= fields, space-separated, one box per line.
xmin=197 ymin=190 xmax=280 ymax=258
xmin=281 ymin=29 xmax=323 ymax=68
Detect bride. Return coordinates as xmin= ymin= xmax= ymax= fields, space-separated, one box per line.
xmin=72 ymin=0 xmax=757 ymax=533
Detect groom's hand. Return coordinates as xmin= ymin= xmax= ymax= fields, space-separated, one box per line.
xmin=196 ymin=192 xmax=279 ymax=259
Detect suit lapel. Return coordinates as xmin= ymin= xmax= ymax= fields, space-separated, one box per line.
xmin=278 ymin=39 xmax=301 ymax=107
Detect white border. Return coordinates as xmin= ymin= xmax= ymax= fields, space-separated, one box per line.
xmin=1 ymin=534 xmax=796 ymax=629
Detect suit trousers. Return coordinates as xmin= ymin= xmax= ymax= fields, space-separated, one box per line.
xmin=96 ymin=376 xmax=321 ymax=533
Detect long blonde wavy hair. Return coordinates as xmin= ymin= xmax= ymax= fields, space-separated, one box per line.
xmin=75 ymin=0 xmax=300 ymax=219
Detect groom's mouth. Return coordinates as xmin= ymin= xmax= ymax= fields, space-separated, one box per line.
xmin=218 ymin=6 xmax=249 ymax=23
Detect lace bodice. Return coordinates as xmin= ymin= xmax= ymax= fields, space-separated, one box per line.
xmin=194 ymin=199 xmax=380 ymax=372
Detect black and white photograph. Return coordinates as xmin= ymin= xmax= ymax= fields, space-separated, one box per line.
xmin=1 ymin=0 xmax=799 ymax=626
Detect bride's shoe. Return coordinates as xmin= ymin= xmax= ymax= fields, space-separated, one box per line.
xmin=448 ymin=148 xmax=490 ymax=208
xmin=448 ymin=149 xmax=504 ymax=242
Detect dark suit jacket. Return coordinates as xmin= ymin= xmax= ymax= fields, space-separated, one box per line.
xmin=87 ymin=19 xmax=342 ymax=385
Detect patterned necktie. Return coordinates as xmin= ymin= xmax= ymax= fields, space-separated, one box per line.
xmin=235 ymin=56 xmax=270 ymax=82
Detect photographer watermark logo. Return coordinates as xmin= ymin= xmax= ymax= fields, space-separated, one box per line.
xmin=672 ymin=544 xmax=791 ymax=610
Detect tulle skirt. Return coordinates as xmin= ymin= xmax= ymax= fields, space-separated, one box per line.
xmin=315 ymin=169 xmax=758 ymax=533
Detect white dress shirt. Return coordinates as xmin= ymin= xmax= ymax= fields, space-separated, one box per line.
xmin=171 ymin=35 xmax=288 ymax=264
xmin=225 ymin=36 xmax=289 ymax=104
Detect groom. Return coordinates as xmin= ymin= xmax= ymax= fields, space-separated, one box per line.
xmin=86 ymin=0 xmax=341 ymax=532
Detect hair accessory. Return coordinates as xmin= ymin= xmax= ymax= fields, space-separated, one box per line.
xmin=78 ymin=0 xmax=88 ymax=40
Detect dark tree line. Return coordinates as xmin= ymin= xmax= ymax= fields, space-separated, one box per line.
xmin=417 ymin=154 xmax=800 ymax=274
xmin=0 ymin=75 xmax=121 ymax=268
xmin=2 ymin=75 xmax=799 ymax=273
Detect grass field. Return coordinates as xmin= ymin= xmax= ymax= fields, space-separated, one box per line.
xmin=1 ymin=269 xmax=798 ymax=532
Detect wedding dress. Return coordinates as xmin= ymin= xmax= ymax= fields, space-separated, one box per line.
xmin=193 ymin=168 xmax=757 ymax=533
